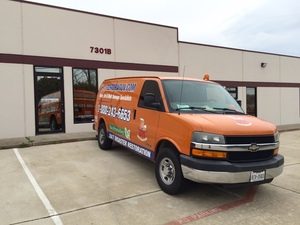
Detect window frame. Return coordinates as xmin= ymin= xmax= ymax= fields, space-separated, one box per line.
xmin=72 ymin=68 xmax=98 ymax=124
xmin=246 ymin=87 xmax=257 ymax=116
xmin=138 ymin=80 xmax=165 ymax=112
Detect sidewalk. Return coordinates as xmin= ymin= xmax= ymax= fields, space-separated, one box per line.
xmin=0 ymin=132 xmax=96 ymax=150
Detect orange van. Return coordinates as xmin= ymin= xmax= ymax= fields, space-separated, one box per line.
xmin=93 ymin=76 xmax=284 ymax=194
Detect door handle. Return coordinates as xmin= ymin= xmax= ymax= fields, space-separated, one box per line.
xmin=133 ymin=109 xmax=136 ymax=120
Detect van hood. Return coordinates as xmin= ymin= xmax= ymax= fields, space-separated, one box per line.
xmin=176 ymin=113 xmax=276 ymax=136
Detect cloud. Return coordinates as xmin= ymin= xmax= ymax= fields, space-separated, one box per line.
xmin=222 ymin=0 xmax=300 ymax=56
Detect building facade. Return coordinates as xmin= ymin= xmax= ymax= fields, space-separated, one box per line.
xmin=1 ymin=0 xmax=300 ymax=139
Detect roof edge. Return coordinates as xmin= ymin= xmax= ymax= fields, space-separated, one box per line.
xmin=179 ymin=41 xmax=300 ymax=59
xmin=12 ymin=0 xmax=178 ymax=30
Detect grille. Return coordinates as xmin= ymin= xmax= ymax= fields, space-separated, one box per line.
xmin=225 ymin=135 xmax=275 ymax=162
xmin=227 ymin=150 xmax=274 ymax=162
xmin=225 ymin=136 xmax=275 ymax=144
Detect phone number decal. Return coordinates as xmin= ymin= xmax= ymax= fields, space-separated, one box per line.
xmin=99 ymin=105 xmax=131 ymax=122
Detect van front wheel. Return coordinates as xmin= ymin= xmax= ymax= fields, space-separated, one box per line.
xmin=98 ymin=123 xmax=112 ymax=150
xmin=155 ymin=148 xmax=184 ymax=195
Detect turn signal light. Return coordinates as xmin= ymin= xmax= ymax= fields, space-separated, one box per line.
xmin=192 ymin=149 xmax=227 ymax=159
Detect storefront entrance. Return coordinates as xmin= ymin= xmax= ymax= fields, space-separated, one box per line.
xmin=34 ymin=67 xmax=65 ymax=134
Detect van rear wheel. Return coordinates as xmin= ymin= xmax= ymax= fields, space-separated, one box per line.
xmin=98 ymin=122 xmax=112 ymax=150
xmin=155 ymin=148 xmax=184 ymax=195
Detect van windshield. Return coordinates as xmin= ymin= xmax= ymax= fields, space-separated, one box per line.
xmin=162 ymin=80 xmax=244 ymax=114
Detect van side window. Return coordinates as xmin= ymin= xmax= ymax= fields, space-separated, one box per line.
xmin=138 ymin=80 xmax=165 ymax=111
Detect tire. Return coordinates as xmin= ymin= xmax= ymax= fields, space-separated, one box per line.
xmin=50 ymin=117 xmax=57 ymax=131
xmin=98 ymin=122 xmax=113 ymax=150
xmin=155 ymin=148 xmax=184 ymax=195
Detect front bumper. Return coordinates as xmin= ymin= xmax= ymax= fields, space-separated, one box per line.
xmin=180 ymin=154 xmax=284 ymax=184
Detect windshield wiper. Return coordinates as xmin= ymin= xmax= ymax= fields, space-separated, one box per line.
xmin=212 ymin=107 xmax=245 ymax=114
xmin=176 ymin=106 xmax=219 ymax=114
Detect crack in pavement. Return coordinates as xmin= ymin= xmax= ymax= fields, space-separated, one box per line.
xmin=283 ymin=162 xmax=300 ymax=167
xmin=9 ymin=189 xmax=161 ymax=225
xmin=270 ymin=183 xmax=300 ymax=195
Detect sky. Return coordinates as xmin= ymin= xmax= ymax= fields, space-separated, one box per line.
xmin=28 ymin=0 xmax=300 ymax=57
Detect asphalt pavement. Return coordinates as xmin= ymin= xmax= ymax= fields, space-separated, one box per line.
xmin=0 ymin=130 xmax=299 ymax=225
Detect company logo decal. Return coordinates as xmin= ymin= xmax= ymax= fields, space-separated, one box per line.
xmin=105 ymin=83 xmax=136 ymax=92
xmin=109 ymin=124 xmax=131 ymax=140
xmin=137 ymin=118 xmax=148 ymax=142
xmin=108 ymin=132 xmax=153 ymax=159
xmin=229 ymin=116 xmax=252 ymax=127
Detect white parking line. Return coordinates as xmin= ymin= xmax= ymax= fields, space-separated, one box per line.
xmin=13 ymin=148 xmax=64 ymax=225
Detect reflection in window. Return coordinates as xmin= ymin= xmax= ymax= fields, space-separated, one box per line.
xmin=226 ymin=87 xmax=238 ymax=100
xmin=72 ymin=68 xmax=98 ymax=123
xmin=246 ymin=87 xmax=257 ymax=116
xmin=138 ymin=80 xmax=164 ymax=111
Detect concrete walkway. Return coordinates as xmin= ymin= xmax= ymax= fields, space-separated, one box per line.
xmin=0 ymin=132 xmax=96 ymax=150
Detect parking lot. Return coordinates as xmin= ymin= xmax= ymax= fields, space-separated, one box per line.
xmin=1 ymin=130 xmax=300 ymax=225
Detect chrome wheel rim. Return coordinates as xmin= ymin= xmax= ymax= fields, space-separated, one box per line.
xmin=99 ymin=128 xmax=106 ymax=145
xmin=159 ymin=157 xmax=175 ymax=185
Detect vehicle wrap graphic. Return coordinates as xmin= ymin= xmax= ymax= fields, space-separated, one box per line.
xmin=99 ymin=105 xmax=131 ymax=122
xmin=108 ymin=132 xmax=153 ymax=159
xmin=109 ymin=124 xmax=131 ymax=140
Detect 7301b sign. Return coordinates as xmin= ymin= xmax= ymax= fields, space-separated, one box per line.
xmin=90 ymin=46 xmax=112 ymax=55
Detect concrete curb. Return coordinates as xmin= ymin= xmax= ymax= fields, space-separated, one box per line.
xmin=0 ymin=133 xmax=96 ymax=150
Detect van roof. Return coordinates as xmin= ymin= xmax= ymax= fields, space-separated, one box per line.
xmin=104 ymin=76 xmax=215 ymax=83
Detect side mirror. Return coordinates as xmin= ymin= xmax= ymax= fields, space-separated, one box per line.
xmin=237 ymin=100 xmax=242 ymax=106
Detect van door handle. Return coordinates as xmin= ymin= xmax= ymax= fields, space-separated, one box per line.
xmin=133 ymin=109 xmax=136 ymax=120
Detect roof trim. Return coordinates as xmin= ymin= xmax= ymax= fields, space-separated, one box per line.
xmin=0 ymin=53 xmax=178 ymax=73
xmin=214 ymin=80 xmax=300 ymax=88
xmin=179 ymin=41 xmax=300 ymax=59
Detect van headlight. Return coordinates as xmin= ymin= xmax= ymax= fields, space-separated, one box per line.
xmin=192 ymin=132 xmax=225 ymax=144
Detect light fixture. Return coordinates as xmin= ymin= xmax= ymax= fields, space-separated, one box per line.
xmin=261 ymin=62 xmax=267 ymax=68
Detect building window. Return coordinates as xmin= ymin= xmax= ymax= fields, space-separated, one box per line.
xmin=246 ymin=87 xmax=257 ymax=116
xmin=225 ymin=87 xmax=238 ymax=100
xmin=72 ymin=68 xmax=98 ymax=123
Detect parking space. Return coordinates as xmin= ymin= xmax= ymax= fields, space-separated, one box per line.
xmin=1 ymin=131 xmax=300 ymax=225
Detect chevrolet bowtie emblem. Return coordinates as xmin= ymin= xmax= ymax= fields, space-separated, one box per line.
xmin=249 ymin=143 xmax=260 ymax=152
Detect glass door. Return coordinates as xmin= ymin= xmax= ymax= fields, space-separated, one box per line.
xmin=34 ymin=67 xmax=65 ymax=134
xmin=246 ymin=87 xmax=257 ymax=116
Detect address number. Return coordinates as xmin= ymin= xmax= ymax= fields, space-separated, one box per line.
xmin=90 ymin=46 xmax=112 ymax=55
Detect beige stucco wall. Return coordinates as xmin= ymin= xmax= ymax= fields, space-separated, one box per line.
xmin=178 ymin=42 xmax=243 ymax=80
xmin=22 ymin=3 xmax=115 ymax=61
xmin=0 ymin=64 xmax=26 ymax=138
xmin=243 ymin=52 xmax=280 ymax=82
xmin=0 ymin=1 xmax=22 ymax=54
xmin=114 ymin=19 xmax=178 ymax=66
xmin=280 ymin=57 xmax=300 ymax=82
